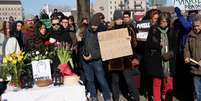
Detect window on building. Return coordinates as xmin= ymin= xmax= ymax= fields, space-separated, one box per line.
xmin=111 ymin=17 xmax=112 ymax=21
xmin=18 ymin=8 xmax=20 ymax=11
xmin=110 ymin=6 xmax=112 ymax=9
xmin=110 ymin=11 xmax=112 ymax=15
xmin=15 ymin=17 xmax=16 ymax=19
xmin=2 ymin=8 xmax=4 ymax=10
xmin=115 ymin=1 xmax=116 ymax=4
xmin=110 ymin=1 xmax=112 ymax=4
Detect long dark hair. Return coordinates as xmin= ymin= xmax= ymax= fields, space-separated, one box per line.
xmin=68 ymin=16 xmax=76 ymax=30
xmin=12 ymin=21 xmax=24 ymax=33
xmin=2 ymin=21 xmax=13 ymax=37
xmin=34 ymin=21 xmax=47 ymax=38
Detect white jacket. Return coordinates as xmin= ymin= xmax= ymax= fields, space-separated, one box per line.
xmin=4 ymin=37 xmax=20 ymax=56
xmin=0 ymin=32 xmax=5 ymax=55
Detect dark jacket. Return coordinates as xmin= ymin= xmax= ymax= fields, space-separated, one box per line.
xmin=107 ymin=24 xmax=139 ymax=71
xmin=123 ymin=20 xmax=138 ymax=53
xmin=83 ymin=27 xmax=101 ymax=60
xmin=27 ymin=32 xmax=50 ymax=52
xmin=144 ymin=26 xmax=177 ymax=77
xmin=49 ymin=27 xmax=72 ymax=44
xmin=184 ymin=31 xmax=201 ymax=75
xmin=68 ymin=26 xmax=77 ymax=47
xmin=61 ymin=28 xmax=73 ymax=45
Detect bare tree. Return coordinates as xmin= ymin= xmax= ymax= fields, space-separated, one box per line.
xmin=77 ymin=0 xmax=90 ymax=24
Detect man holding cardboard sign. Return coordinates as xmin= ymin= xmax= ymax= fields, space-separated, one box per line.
xmin=98 ymin=10 xmax=140 ymax=101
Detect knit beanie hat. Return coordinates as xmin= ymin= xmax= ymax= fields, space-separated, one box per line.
xmin=96 ymin=12 xmax=105 ymax=19
xmin=90 ymin=13 xmax=101 ymax=26
xmin=113 ymin=10 xmax=123 ymax=20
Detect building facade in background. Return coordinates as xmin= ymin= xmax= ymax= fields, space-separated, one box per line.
xmin=149 ymin=0 xmax=167 ymax=7
xmin=94 ymin=0 xmax=146 ymax=21
xmin=0 ymin=0 xmax=23 ymax=21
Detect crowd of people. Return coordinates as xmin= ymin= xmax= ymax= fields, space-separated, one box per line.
xmin=0 ymin=7 xmax=201 ymax=101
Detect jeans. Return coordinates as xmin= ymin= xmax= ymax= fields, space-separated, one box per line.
xmin=82 ymin=59 xmax=111 ymax=100
xmin=123 ymin=68 xmax=140 ymax=101
xmin=110 ymin=72 xmax=122 ymax=101
xmin=194 ymin=76 xmax=201 ymax=101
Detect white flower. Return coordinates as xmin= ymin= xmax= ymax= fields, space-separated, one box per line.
xmin=7 ymin=75 xmax=11 ymax=81
xmin=49 ymin=38 xmax=56 ymax=43
xmin=0 ymin=78 xmax=3 ymax=82
xmin=36 ymin=51 xmax=40 ymax=55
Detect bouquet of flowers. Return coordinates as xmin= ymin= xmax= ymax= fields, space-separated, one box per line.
xmin=25 ymin=47 xmax=56 ymax=62
xmin=56 ymin=43 xmax=74 ymax=76
xmin=1 ymin=51 xmax=26 ymax=87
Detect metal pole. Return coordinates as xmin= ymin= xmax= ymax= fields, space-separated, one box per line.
xmin=152 ymin=0 xmax=156 ymax=6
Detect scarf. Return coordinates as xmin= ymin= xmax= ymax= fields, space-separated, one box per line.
xmin=158 ymin=27 xmax=170 ymax=77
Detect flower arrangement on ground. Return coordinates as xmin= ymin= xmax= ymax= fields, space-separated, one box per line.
xmin=1 ymin=51 xmax=26 ymax=87
xmin=56 ymin=43 xmax=74 ymax=76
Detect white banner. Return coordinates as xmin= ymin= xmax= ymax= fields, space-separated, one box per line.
xmin=136 ymin=20 xmax=150 ymax=41
xmin=174 ymin=0 xmax=201 ymax=10
xmin=31 ymin=59 xmax=52 ymax=80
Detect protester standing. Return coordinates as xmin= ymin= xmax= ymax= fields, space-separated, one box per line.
xmin=12 ymin=21 xmax=25 ymax=50
xmin=122 ymin=10 xmax=140 ymax=101
xmin=82 ymin=13 xmax=111 ymax=101
xmin=144 ymin=12 xmax=177 ymax=101
xmin=184 ymin=15 xmax=201 ymax=101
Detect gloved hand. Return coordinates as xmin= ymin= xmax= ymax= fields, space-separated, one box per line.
xmin=175 ymin=7 xmax=181 ymax=16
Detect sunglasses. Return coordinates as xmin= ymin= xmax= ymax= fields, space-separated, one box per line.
xmin=52 ymin=23 xmax=60 ymax=26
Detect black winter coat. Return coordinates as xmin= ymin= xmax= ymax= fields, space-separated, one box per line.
xmin=144 ymin=26 xmax=177 ymax=77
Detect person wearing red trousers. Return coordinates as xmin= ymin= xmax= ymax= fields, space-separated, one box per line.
xmin=144 ymin=12 xmax=177 ymax=101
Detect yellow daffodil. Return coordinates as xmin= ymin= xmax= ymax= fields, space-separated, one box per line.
xmin=17 ymin=56 xmax=23 ymax=62
xmin=12 ymin=60 xmax=17 ymax=65
xmin=3 ymin=58 xmax=8 ymax=63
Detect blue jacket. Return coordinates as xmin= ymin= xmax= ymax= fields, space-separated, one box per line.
xmin=83 ymin=27 xmax=101 ymax=60
xmin=177 ymin=14 xmax=192 ymax=53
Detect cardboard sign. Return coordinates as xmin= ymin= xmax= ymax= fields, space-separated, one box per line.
xmin=136 ymin=20 xmax=150 ymax=41
xmin=31 ymin=59 xmax=52 ymax=81
xmin=174 ymin=0 xmax=201 ymax=10
xmin=98 ymin=28 xmax=133 ymax=61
